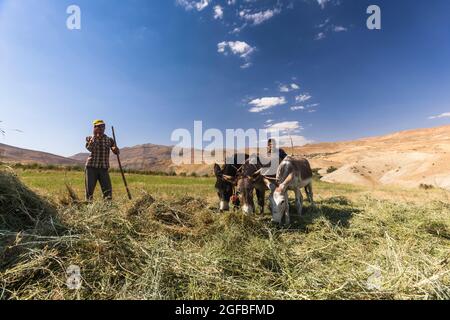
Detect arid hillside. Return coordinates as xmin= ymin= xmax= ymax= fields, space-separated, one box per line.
xmin=3 ymin=125 xmax=450 ymax=189
xmin=294 ymin=125 xmax=450 ymax=190
xmin=0 ymin=143 xmax=82 ymax=166
xmin=72 ymin=143 xmax=175 ymax=173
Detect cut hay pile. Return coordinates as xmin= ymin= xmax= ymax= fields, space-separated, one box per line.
xmin=1 ymin=169 xmax=449 ymax=300
xmin=0 ymin=169 xmax=58 ymax=232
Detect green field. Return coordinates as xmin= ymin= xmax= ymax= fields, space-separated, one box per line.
xmin=1 ymin=168 xmax=449 ymax=300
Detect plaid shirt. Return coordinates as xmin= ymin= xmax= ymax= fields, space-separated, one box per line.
xmin=85 ymin=135 xmax=115 ymax=169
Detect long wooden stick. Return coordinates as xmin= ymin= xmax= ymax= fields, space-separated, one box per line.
xmin=112 ymin=126 xmax=132 ymax=200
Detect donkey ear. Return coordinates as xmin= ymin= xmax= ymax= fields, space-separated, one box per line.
xmin=263 ymin=177 xmax=278 ymax=192
xmin=251 ymin=168 xmax=262 ymax=180
xmin=214 ymin=164 xmax=222 ymax=177
xmin=222 ymin=175 xmax=237 ymax=185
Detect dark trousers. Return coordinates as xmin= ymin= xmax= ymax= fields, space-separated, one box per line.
xmin=85 ymin=167 xmax=112 ymax=200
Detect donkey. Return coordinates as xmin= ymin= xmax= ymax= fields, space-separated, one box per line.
xmin=234 ymin=160 xmax=267 ymax=215
xmin=213 ymin=154 xmax=249 ymax=212
xmin=260 ymin=156 xmax=314 ymax=225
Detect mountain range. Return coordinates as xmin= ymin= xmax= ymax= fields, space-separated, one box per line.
xmin=2 ymin=125 xmax=450 ymax=190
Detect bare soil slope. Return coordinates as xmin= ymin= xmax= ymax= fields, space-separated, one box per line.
xmin=294 ymin=125 xmax=450 ymax=190
xmin=0 ymin=143 xmax=82 ymax=166
xmin=5 ymin=125 xmax=450 ymax=189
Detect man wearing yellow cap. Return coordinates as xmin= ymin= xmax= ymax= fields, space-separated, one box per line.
xmin=85 ymin=120 xmax=120 ymax=200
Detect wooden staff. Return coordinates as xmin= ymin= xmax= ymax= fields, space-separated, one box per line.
xmin=112 ymin=126 xmax=132 ymax=200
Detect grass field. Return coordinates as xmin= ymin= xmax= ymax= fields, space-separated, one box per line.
xmin=1 ymin=167 xmax=450 ymax=300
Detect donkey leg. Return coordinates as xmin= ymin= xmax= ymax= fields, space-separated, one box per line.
xmin=256 ymin=188 xmax=265 ymax=214
xmin=305 ymin=183 xmax=314 ymax=205
xmin=294 ymin=188 xmax=304 ymax=217
xmin=284 ymin=192 xmax=291 ymax=226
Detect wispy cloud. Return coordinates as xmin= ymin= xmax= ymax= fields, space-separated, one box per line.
xmin=239 ymin=8 xmax=280 ymax=25
xmin=265 ymin=121 xmax=302 ymax=133
xmin=315 ymin=32 xmax=326 ymax=40
xmin=213 ymin=5 xmax=223 ymax=19
xmin=279 ymin=83 xmax=300 ymax=93
xmin=333 ymin=25 xmax=348 ymax=32
xmin=218 ymin=41 xmax=255 ymax=59
xmin=295 ymin=94 xmax=312 ymax=103
xmin=176 ymin=0 xmax=210 ymax=11
xmin=429 ymin=112 xmax=450 ymax=120
xmin=249 ymin=97 xmax=287 ymax=113
xmin=292 ymin=102 xmax=319 ymax=111
xmin=218 ymin=40 xmax=256 ymax=68
xmin=315 ymin=17 xmax=348 ymax=40
xmin=316 ymin=0 xmax=330 ymax=9
xmin=278 ymin=135 xmax=312 ymax=147
xmin=264 ymin=121 xmax=312 ymax=146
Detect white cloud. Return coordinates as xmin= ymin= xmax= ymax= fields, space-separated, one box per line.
xmin=266 ymin=121 xmax=302 ymax=133
xmin=279 ymin=85 xmax=290 ymax=93
xmin=214 ymin=5 xmax=223 ymax=19
xmin=177 ymin=0 xmax=210 ymax=11
xmin=318 ymin=18 xmax=330 ymax=28
xmin=278 ymin=135 xmax=312 ymax=147
xmin=240 ymin=62 xmax=252 ymax=69
xmin=315 ymin=32 xmax=326 ymax=40
xmin=217 ymin=41 xmax=255 ymax=59
xmin=295 ymin=94 xmax=312 ymax=103
xmin=279 ymin=83 xmax=300 ymax=92
xmin=290 ymin=106 xmax=305 ymax=111
xmin=315 ymin=17 xmax=348 ymax=40
xmin=333 ymin=25 xmax=348 ymax=32
xmin=429 ymin=112 xmax=450 ymax=120
xmin=249 ymin=97 xmax=287 ymax=113
xmin=239 ymin=8 xmax=280 ymax=25
xmin=195 ymin=0 xmax=209 ymax=11
xmin=317 ymin=0 xmax=330 ymax=9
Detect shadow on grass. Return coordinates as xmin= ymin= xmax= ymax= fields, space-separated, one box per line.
xmin=288 ymin=196 xmax=361 ymax=231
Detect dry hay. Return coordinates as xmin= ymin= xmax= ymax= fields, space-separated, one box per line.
xmin=0 ymin=169 xmax=58 ymax=233
xmin=126 ymin=193 xmax=214 ymax=238
xmin=1 ymin=168 xmax=449 ymax=300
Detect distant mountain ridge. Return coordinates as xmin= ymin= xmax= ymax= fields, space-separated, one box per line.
xmin=3 ymin=125 xmax=450 ymax=190
xmin=0 ymin=143 xmax=82 ymax=166
xmin=293 ymin=124 xmax=450 ymax=190
xmin=70 ymin=143 xmax=175 ymax=173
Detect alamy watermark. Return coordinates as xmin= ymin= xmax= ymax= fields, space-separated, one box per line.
xmin=66 ymin=265 xmax=82 ymax=290
xmin=66 ymin=5 xmax=81 ymax=30
xmin=366 ymin=265 xmax=383 ymax=291
xmin=171 ymin=121 xmax=283 ymax=173
xmin=367 ymin=5 xmax=381 ymax=30
xmin=66 ymin=4 xmax=381 ymax=31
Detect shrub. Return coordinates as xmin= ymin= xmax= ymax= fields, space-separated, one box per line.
xmin=327 ymin=166 xmax=338 ymax=174
xmin=419 ymin=183 xmax=434 ymax=190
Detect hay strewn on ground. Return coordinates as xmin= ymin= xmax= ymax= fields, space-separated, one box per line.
xmin=0 ymin=169 xmax=449 ymax=300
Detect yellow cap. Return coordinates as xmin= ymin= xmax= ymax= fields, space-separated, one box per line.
xmin=93 ymin=120 xmax=105 ymax=126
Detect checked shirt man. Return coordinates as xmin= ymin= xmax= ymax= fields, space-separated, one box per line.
xmin=85 ymin=120 xmax=120 ymax=200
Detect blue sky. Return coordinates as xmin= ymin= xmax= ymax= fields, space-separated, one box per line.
xmin=1 ymin=0 xmax=450 ymax=156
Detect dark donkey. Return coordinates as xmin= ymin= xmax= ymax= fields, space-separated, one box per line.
xmin=234 ymin=159 xmax=267 ymax=215
xmin=216 ymin=154 xmax=267 ymax=215
xmin=214 ymin=154 xmax=249 ymax=212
